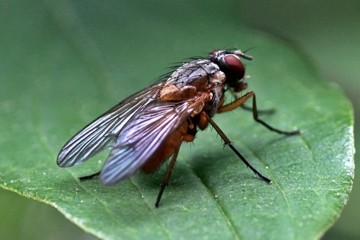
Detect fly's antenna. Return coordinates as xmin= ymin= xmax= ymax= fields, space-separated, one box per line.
xmin=233 ymin=49 xmax=253 ymax=60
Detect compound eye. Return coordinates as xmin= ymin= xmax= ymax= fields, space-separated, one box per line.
xmin=224 ymin=55 xmax=245 ymax=79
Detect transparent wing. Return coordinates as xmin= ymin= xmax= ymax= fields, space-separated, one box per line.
xmin=99 ymin=101 xmax=193 ymax=185
xmin=57 ymin=83 xmax=164 ymax=167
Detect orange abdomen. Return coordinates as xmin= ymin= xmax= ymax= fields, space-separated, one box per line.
xmin=140 ymin=120 xmax=195 ymax=173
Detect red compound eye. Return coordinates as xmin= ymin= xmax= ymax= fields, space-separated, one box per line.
xmin=224 ymin=55 xmax=245 ymax=79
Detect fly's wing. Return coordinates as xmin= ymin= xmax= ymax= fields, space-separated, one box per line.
xmin=99 ymin=101 xmax=193 ymax=185
xmin=57 ymin=83 xmax=164 ymax=167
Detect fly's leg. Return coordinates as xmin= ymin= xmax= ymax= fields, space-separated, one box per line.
xmin=155 ymin=147 xmax=180 ymax=208
xmin=202 ymin=112 xmax=272 ymax=184
xmin=241 ymin=104 xmax=275 ymax=115
xmin=231 ymin=91 xmax=274 ymax=114
xmin=79 ymin=171 xmax=100 ymax=181
xmin=218 ymin=91 xmax=300 ymax=135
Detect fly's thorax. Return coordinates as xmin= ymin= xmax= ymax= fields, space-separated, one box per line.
xmin=159 ymin=59 xmax=225 ymax=102
xmin=169 ymin=59 xmax=220 ymax=88
xmin=205 ymin=85 xmax=224 ymax=117
xmin=201 ymin=69 xmax=225 ymax=117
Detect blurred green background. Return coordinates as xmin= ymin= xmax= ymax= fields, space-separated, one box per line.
xmin=0 ymin=1 xmax=358 ymax=239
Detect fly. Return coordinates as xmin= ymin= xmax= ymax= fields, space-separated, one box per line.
xmin=57 ymin=49 xmax=300 ymax=207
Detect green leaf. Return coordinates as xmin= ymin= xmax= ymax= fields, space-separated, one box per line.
xmin=0 ymin=1 xmax=354 ymax=239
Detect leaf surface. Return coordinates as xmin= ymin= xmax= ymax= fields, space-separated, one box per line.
xmin=0 ymin=1 xmax=354 ymax=239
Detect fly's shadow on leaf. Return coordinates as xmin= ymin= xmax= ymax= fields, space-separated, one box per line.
xmin=183 ymin=130 xmax=301 ymax=186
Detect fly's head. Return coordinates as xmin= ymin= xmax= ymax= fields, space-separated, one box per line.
xmin=209 ymin=49 xmax=253 ymax=93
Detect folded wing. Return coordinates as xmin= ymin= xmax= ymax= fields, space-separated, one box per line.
xmin=57 ymin=83 xmax=164 ymax=167
xmin=100 ymin=101 xmax=193 ymax=185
